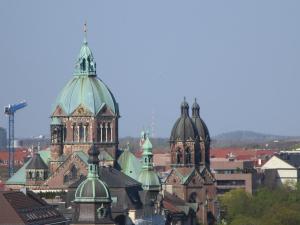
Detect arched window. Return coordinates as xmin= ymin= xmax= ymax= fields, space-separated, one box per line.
xmin=79 ymin=124 xmax=84 ymax=142
xmin=81 ymin=58 xmax=86 ymax=71
xmin=102 ymin=123 xmax=106 ymax=142
xmin=72 ymin=124 xmax=77 ymax=142
xmin=97 ymin=123 xmax=101 ymax=142
xmin=36 ymin=171 xmax=40 ymax=180
xmin=185 ymin=148 xmax=191 ymax=164
xmin=28 ymin=171 xmax=32 ymax=179
xmin=52 ymin=128 xmax=57 ymax=143
xmin=70 ymin=166 xmax=78 ymax=180
xmin=63 ymin=125 xmax=67 ymax=142
xmin=189 ymin=192 xmax=197 ymax=203
xmin=85 ymin=124 xmax=89 ymax=142
xmin=176 ymin=149 xmax=182 ymax=164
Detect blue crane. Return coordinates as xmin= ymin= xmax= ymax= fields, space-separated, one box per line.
xmin=4 ymin=101 xmax=27 ymax=177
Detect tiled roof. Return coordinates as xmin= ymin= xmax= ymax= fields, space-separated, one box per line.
xmin=0 ymin=190 xmax=67 ymax=225
xmin=211 ymin=148 xmax=276 ymax=160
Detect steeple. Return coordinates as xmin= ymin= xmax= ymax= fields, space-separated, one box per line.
xmin=192 ymin=98 xmax=200 ymax=117
xmin=142 ymin=131 xmax=153 ymax=170
xmin=74 ymin=145 xmax=114 ymax=224
xmin=74 ymin=22 xmax=97 ymax=76
xmin=138 ymin=132 xmax=161 ymax=191
xmin=181 ymin=97 xmax=189 ymax=116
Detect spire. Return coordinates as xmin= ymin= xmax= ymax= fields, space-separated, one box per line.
xmin=87 ymin=145 xmax=100 ymax=178
xmin=74 ymin=22 xmax=97 ymax=76
xmin=142 ymin=133 xmax=153 ymax=170
xmin=138 ymin=133 xmax=161 ymax=191
xmin=192 ymin=98 xmax=200 ymax=117
xmin=181 ymin=96 xmax=189 ymax=116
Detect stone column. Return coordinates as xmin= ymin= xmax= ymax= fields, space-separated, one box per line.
xmin=100 ymin=123 xmax=103 ymax=142
xmin=110 ymin=123 xmax=113 ymax=142
xmin=105 ymin=123 xmax=108 ymax=142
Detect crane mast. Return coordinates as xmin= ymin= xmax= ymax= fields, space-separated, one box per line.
xmin=4 ymin=101 xmax=27 ymax=177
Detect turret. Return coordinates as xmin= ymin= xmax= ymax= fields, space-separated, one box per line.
xmin=73 ymin=145 xmax=115 ymax=224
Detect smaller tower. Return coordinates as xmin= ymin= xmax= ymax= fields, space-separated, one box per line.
xmin=170 ymin=98 xmax=200 ymax=167
xmin=50 ymin=117 xmax=64 ymax=172
xmin=26 ymin=147 xmax=48 ymax=186
xmin=192 ymin=98 xmax=211 ymax=166
xmin=138 ymin=133 xmax=161 ymax=191
xmin=138 ymin=133 xmax=161 ymax=217
xmin=73 ymin=145 xmax=115 ymax=225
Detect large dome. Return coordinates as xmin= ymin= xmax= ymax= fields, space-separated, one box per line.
xmin=52 ymin=38 xmax=119 ymax=116
xmin=170 ymin=99 xmax=198 ymax=141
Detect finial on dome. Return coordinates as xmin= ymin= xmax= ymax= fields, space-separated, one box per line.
xmin=83 ymin=21 xmax=88 ymax=44
xmin=181 ymin=96 xmax=189 ymax=116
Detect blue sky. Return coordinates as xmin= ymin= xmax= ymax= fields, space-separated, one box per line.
xmin=1 ymin=1 xmax=300 ymax=138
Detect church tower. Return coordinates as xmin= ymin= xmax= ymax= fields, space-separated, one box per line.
xmin=170 ymin=98 xmax=200 ymax=167
xmin=72 ymin=145 xmax=115 ymax=225
xmin=50 ymin=24 xmax=119 ymax=172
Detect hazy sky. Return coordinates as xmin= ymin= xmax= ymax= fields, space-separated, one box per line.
xmin=1 ymin=1 xmax=300 ymax=138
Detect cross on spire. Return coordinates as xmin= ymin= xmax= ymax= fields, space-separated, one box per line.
xmin=83 ymin=21 xmax=88 ymax=43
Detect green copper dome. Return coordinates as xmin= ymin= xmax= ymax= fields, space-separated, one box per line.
xmin=75 ymin=176 xmax=111 ymax=203
xmin=52 ymin=37 xmax=119 ymax=116
xmin=75 ymin=145 xmax=111 ymax=203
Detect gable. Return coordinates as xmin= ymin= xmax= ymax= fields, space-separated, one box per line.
xmin=185 ymin=170 xmax=204 ymax=186
xmin=96 ymin=104 xmax=115 ymax=117
xmin=52 ymin=105 xmax=66 ymax=117
xmin=262 ymin=156 xmax=295 ymax=170
xmin=45 ymin=152 xmax=88 ymax=188
xmin=165 ymin=169 xmax=182 ymax=185
xmin=71 ymin=104 xmax=93 ymax=117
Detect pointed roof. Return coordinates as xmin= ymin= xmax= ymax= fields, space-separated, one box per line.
xmin=26 ymin=152 xmax=48 ymax=170
xmin=117 ymin=146 xmax=142 ymax=181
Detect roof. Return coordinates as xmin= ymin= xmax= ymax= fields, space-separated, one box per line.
xmin=162 ymin=191 xmax=196 ymax=215
xmin=0 ymin=190 xmax=67 ymax=225
xmin=6 ymin=149 xmax=51 ymax=185
xmin=26 ymin=153 xmax=48 ymax=170
xmin=211 ymin=148 xmax=277 ymax=161
xmin=117 ymin=149 xmax=142 ymax=181
xmin=52 ymin=40 xmax=119 ymax=117
xmin=262 ymin=155 xmax=295 ymax=170
xmin=0 ymin=148 xmax=30 ymax=162
xmin=70 ymin=166 xmax=141 ymax=189
xmin=138 ymin=170 xmax=161 ymax=191
xmin=75 ymin=177 xmax=111 ymax=203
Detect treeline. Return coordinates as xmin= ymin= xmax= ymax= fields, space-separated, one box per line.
xmin=219 ymin=185 xmax=300 ymax=225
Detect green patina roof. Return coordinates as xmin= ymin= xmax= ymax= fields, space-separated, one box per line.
xmin=117 ymin=148 xmax=142 ymax=181
xmin=142 ymin=137 xmax=153 ymax=155
xmin=52 ymin=38 xmax=119 ymax=116
xmin=138 ymin=170 xmax=161 ymax=191
xmin=6 ymin=149 xmax=51 ymax=185
xmin=74 ymin=151 xmax=89 ymax=164
xmin=52 ymin=75 xmax=119 ymax=116
xmin=75 ymin=145 xmax=111 ymax=203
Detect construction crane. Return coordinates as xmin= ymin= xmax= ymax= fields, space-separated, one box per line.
xmin=4 ymin=101 xmax=27 ymax=177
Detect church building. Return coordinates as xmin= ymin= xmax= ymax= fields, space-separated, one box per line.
xmin=6 ymin=25 xmax=217 ymax=225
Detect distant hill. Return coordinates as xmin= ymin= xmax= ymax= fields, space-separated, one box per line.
xmin=9 ymin=130 xmax=300 ymax=151
xmin=212 ymin=130 xmax=300 ymax=148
